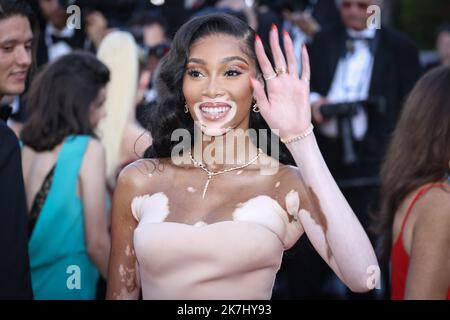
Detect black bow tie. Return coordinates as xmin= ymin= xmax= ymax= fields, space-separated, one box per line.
xmin=348 ymin=36 xmax=374 ymax=43
xmin=0 ymin=105 xmax=12 ymax=122
xmin=50 ymin=34 xmax=73 ymax=45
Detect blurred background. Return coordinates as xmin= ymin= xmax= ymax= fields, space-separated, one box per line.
xmin=2 ymin=0 xmax=449 ymax=301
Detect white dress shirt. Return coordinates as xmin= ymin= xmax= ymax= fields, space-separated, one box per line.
xmin=45 ymin=24 xmax=75 ymax=62
xmin=311 ymin=28 xmax=377 ymax=140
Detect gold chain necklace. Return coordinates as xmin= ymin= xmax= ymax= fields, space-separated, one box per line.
xmin=188 ymin=149 xmax=262 ymax=199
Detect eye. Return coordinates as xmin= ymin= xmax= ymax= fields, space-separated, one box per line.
xmin=2 ymin=46 xmax=13 ymax=52
xmin=224 ymin=69 xmax=242 ymax=77
xmin=187 ymin=69 xmax=204 ymax=78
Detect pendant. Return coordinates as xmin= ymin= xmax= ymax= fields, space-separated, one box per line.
xmin=202 ymin=175 xmax=212 ymax=199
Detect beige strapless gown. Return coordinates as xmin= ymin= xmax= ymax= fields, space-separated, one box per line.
xmin=131 ymin=191 xmax=302 ymax=300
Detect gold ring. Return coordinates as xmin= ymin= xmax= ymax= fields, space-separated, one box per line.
xmin=275 ymin=67 xmax=288 ymax=75
xmin=263 ymin=72 xmax=277 ymax=81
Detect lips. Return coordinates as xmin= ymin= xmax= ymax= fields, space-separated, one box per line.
xmin=9 ymin=71 xmax=28 ymax=82
xmin=199 ymin=102 xmax=232 ymax=121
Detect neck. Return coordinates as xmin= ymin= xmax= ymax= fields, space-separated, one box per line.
xmin=191 ymin=126 xmax=260 ymax=172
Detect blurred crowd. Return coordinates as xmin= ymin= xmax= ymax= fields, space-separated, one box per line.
xmin=1 ymin=0 xmax=449 ymax=300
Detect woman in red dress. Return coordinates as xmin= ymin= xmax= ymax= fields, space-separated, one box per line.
xmin=376 ymin=66 xmax=450 ymax=300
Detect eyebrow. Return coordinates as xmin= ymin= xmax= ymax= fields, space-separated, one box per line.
xmin=187 ymin=56 xmax=249 ymax=66
xmin=0 ymin=37 xmax=34 ymax=45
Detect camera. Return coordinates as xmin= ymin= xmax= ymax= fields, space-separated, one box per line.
xmin=319 ymin=98 xmax=386 ymax=165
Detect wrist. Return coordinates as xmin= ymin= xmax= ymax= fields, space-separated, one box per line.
xmin=280 ymin=124 xmax=314 ymax=145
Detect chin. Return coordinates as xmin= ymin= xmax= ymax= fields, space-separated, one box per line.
xmin=4 ymin=85 xmax=26 ymax=96
xmin=199 ymin=126 xmax=234 ymax=137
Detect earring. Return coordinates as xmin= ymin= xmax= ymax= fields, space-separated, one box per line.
xmin=252 ymin=100 xmax=260 ymax=113
xmin=184 ymin=103 xmax=189 ymax=113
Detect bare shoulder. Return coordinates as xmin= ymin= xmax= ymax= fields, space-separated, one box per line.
xmin=80 ymin=139 xmax=105 ymax=175
xmin=116 ymin=158 xmax=172 ymax=195
xmin=414 ymin=185 xmax=450 ymax=225
xmin=269 ymin=164 xmax=310 ymax=205
xmin=274 ymin=164 xmax=307 ymax=192
xmin=84 ymin=138 xmax=105 ymax=160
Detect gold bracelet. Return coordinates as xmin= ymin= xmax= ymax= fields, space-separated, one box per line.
xmin=280 ymin=124 xmax=314 ymax=144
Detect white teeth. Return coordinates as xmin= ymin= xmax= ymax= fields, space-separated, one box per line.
xmin=201 ymin=106 xmax=230 ymax=114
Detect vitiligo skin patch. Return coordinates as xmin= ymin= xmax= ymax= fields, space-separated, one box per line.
xmin=187 ymin=187 xmax=197 ymax=193
xmin=285 ymin=190 xmax=300 ymax=223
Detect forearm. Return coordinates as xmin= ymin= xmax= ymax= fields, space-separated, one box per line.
xmin=286 ymin=133 xmax=379 ymax=291
xmin=87 ymin=238 xmax=110 ymax=279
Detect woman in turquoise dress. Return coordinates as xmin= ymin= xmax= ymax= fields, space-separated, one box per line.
xmin=20 ymin=52 xmax=111 ymax=300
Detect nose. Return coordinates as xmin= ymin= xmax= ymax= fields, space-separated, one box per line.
xmin=101 ymin=108 xmax=107 ymax=119
xmin=16 ymin=46 xmax=32 ymax=69
xmin=202 ymin=76 xmax=225 ymax=99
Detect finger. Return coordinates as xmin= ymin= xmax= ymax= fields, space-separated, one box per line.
xmin=269 ymin=24 xmax=287 ymax=72
xmin=300 ymin=44 xmax=311 ymax=83
xmin=283 ymin=30 xmax=299 ymax=77
xmin=255 ymin=35 xmax=275 ymax=78
xmin=250 ymin=77 xmax=270 ymax=113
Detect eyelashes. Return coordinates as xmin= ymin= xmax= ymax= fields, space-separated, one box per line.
xmin=186 ymin=69 xmax=202 ymax=78
xmin=186 ymin=68 xmax=243 ymax=78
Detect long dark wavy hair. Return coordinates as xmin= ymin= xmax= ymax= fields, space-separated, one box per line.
xmin=372 ymin=65 xmax=450 ymax=262
xmin=143 ymin=13 xmax=295 ymax=165
xmin=21 ymin=52 xmax=110 ymax=151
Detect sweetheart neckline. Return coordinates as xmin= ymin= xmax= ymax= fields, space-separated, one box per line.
xmin=135 ymin=219 xmax=287 ymax=247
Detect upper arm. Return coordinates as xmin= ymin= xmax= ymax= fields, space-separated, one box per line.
xmin=278 ymin=166 xmax=346 ymax=282
xmin=404 ymin=188 xmax=450 ymax=299
xmin=80 ymin=139 xmax=109 ymax=247
xmin=106 ymin=160 xmax=160 ymax=299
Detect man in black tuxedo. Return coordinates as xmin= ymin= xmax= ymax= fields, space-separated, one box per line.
xmin=0 ymin=0 xmax=34 ymax=299
xmin=35 ymin=0 xmax=86 ymax=67
xmin=309 ymin=0 xmax=421 ymax=226
xmin=281 ymin=0 xmax=421 ymax=299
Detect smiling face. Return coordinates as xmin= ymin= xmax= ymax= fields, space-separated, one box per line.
xmin=182 ymin=34 xmax=256 ymax=137
xmin=0 ymin=15 xmax=33 ymax=98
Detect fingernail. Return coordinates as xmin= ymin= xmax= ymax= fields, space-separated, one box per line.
xmin=283 ymin=30 xmax=289 ymax=38
xmin=255 ymin=34 xmax=261 ymax=43
xmin=271 ymin=23 xmax=278 ymax=32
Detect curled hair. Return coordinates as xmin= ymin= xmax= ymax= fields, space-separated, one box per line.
xmin=144 ymin=13 xmax=294 ymax=165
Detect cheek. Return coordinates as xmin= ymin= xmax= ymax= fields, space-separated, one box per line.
xmin=0 ymin=55 xmax=12 ymax=75
xmin=182 ymin=76 xmax=199 ymax=103
xmin=230 ymin=80 xmax=253 ymax=107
